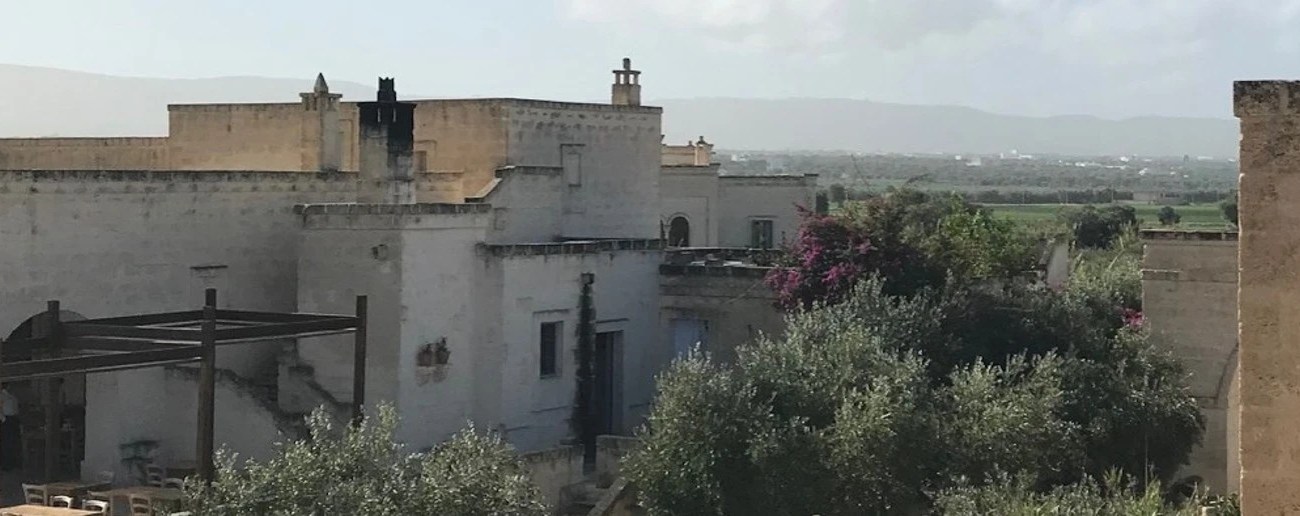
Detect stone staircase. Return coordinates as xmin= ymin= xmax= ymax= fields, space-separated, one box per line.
xmin=560 ymin=477 xmax=645 ymax=516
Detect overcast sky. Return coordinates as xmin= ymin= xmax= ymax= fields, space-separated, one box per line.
xmin=2 ymin=0 xmax=1296 ymax=119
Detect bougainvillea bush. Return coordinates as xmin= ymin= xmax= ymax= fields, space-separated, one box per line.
xmin=765 ymin=190 xmax=1036 ymax=310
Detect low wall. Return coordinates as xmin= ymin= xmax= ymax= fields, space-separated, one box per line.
xmin=595 ymin=435 xmax=641 ymax=486
xmin=520 ymin=445 xmax=584 ymax=511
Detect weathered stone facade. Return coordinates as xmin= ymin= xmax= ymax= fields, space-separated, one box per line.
xmin=0 ymin=61 xmax=795 ymax=510
xmin=1234 ymin=79 xmax=1300 ymax=514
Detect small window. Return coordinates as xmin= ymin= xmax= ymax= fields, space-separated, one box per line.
xmin=750 ymin=219 xmax=775 ymax=249
xmin=540 ymin=321 xmax=562 ymax=377
xmin=562 ymin=145 xmax=584 ymax=186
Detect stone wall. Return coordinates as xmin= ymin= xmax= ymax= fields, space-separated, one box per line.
xmin=485 ymin=242 xmax=664 ymax=451
xmin=0 ymin=170 xmax=353 ymax=376
xmin=0 ymin=138 xmax=168 ymax=170
xmin=660 ymin=165 xmax=721 ymax=247
xmin=717 ymin=175 xmax=816 ymax=248
xmin=294 ymin=203 xmax=493 ymax=449
xmin=82 ymin=366 xmax=294 ymax=484
xmin=520 ymin=445 xmax=585 ymax=512
xmin=167 ymin=104 xmax=307 ymax=170
xmin=1233 ymin=79 xmax=1300 ymax=513
xmin=659 ymin=264 xmax=784 ymax=364
xmin=503 ymin=100 xmax=663 ymax=239
xmin=1140 ymin=229 xmax=1238 ymax=493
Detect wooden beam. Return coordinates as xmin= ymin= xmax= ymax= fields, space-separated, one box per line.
xmin=0 ymin=347 xmax=203 ymax=380
xmin=352 ymin=296 xmax=368 ymax=426
xmin=43 ymin=301 xmax=61 ymax=482
xmin=212 ymin=317 xmax=357 ymax=342
xmin=65 ymin=337 xmax=195 ymax=353
xmin=64 ymin=323 xmax=201 ymax=342
xmin=70 ymin=310 xmax=205 ymax=327
xmin=214 ymin=309 xmax=341 ymax=323
xmin=197 ymin=291 xmax=217 ymax=485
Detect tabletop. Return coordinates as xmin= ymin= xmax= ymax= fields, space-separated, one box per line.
xmin=101 ymin=486 xmax=183 ymax=501
xmin=0 ymin=504 xmax=100 ymax=516
xmin=44 ymin=481 xmax=110 ymax=496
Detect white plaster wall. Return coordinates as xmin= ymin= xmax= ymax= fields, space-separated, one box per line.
xmin=0 ymin=171 xmax=352 ymax=377
xmin=660 ymin=167 xmax=720 ymax=247
xmin=503 ymin=103 xmax=662 ymax=239
xmin=717 ymin=177 xmax=815 ymax=248
xmin=480 ymin=167 xmax=564 ymax=243
xmin=491 ymin=250 xmax=663 ymax=451
xmin=82 ymin=367 xmax=288 ymax=483
xmin=296 ymin=207 xmax=492 ymax=444
xmin=395 ymin=221 xmax=494 ymax=449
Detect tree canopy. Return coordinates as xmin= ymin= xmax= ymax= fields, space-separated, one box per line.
xmin=627 ymin=190 xmax=1203 ymax=515
xmin=181 ymin=405 xmax=546 ymax=516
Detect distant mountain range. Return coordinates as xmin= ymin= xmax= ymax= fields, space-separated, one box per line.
xmin=0 ymin=64 xmax=1238 ymax=157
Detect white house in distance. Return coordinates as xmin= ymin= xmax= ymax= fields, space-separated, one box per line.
xmin=0 ymin=59 xmax=812 ymax=506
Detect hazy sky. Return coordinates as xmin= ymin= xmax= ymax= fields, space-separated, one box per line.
xmin=2 ymin=0 xmax=1298 ymax=119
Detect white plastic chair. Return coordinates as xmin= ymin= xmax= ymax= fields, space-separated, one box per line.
xmin=50 ymin=495 xmax=74 ymax=507
xmin=82 ymin=499 xmax=110 ymax=514
xmin=21 ymin=483 xmax=47 ymax=505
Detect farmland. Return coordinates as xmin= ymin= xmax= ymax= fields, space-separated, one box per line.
xmin=985 ymin=203 xmax=1229 ymax=229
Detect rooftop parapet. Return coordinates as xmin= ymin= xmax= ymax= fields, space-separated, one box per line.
xmin=1234 ymin=80 xmax=1300 ymax=117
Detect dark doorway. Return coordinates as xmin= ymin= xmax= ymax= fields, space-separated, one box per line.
xmin=3 ymin=310 xmax=88 ymax=480
xmin=667 ymin=216 xmax=690 ymax=248
xmin=593 ymin=331 xmax=622 ymax=436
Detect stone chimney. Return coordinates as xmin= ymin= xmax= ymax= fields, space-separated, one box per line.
xmin=357 ymin=77 xmax=416 ymax=204
xmin=1234 ymin=79 xmax=1300 ymax=514
xmin=300 ymin=73 xmax=343 ymax=172
xmin=611 ymin=57 xmax=642 ymax=107
xmin=693 ymin=136 xmax=713 ymax=166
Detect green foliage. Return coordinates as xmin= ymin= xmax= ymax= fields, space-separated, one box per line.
xmin=828 ymin=183 xmax=847 ymax=203
xmin=1059 ymin=205 xmax=1137 ymax=249
xmin=924 ymin=208 xmax=1037 ymax=281
xmin=182 ymin=404 xmax=545 ymax=516
xmin=934 ymin=471 xmax=1211 ymax=516
xmin=625 ymin=279 xmax=1204 ymax=516
xmin=768 ymin=189 xmax=1040 ymax=309
xmin=1221 ymin=193 xmax=1238 ymax=225
xmin=1157 ymin=206 xmax=1182 ymax=226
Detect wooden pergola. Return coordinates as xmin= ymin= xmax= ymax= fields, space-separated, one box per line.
xmin=0 ymin=289 xmax=368 ymax=484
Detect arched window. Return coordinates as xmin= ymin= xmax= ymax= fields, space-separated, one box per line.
xmin=667 ymin=216 xmax=691 ymax=247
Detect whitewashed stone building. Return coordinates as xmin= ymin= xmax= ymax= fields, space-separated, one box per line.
xmin=0 ymin=60 xmax=808 ymax=503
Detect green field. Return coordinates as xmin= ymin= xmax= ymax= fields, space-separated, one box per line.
xmin=985 ymin=203 xmax=1229 ymax=229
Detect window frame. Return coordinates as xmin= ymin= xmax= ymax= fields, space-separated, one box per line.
xmin=539 ymin=320 xmax=563 ymax=378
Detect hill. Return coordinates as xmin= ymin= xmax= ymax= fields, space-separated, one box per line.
xmin=656 ymin=98 xmax=1236 ymax=157
xmin=0 ymin=64 xmax=1237 ymax=157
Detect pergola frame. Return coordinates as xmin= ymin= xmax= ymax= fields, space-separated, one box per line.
xmin=0 ymin=289 xmax=368 ymax=484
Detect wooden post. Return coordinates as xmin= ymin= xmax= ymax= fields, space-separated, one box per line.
xmin=197 ymin=289 xmax=217 ymax=484
xmin=42 ymin=300 xmax=62 ymax=482
xmin=352 ymin=296 xmax=368 ymax=427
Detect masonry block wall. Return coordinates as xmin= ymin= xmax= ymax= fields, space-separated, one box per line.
xmin=0 ymin=137 xmax=169 ymax=169
xmin=1140 ymin=230 xmax=1239 ymax=493
xmin=1234 ymin=80 xmax=1300 ymax=513
xmin=717 ymin=175 xmax=817 ymax=247
xmin=0 ymin=170 xmax=352 ymax=375
xmin=661 ymin=164 xmax=721 ymax=247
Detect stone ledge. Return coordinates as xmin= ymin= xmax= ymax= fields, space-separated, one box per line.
xmin=294 ymin=203 xmax=491 ymax=216
xmin=484 ymin=239 xmax=663 ymax=257
xmin=659 ymin=263 xmax=772 ymax=278
xmin=0 ymin=170 xmax=352 ymax=182
xmin=1234 ymin=80 xmax=1300 ymax=117
xmin=1140 ymin=229 xmax=1239 ymax=241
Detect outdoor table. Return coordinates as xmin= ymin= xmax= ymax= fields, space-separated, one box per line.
xmin=45 ymin=481 xmax=111 ymax=500
xmin=0 ymin=505 xmax=99 ymax=516
xmin=100 ymin=486 xmax=183 ymax=516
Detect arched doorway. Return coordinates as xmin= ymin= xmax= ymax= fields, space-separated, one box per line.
xmin=668 ymin=216 xmax=691 ymax=248
xmin=3 ymin=310 xmax=87 ymax=478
